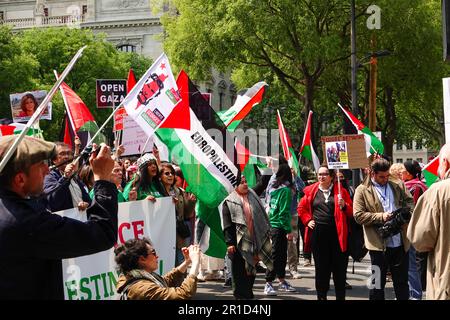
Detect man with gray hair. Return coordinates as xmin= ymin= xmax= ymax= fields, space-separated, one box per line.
xmin=407 ymin=144 xmax=450 ymax=300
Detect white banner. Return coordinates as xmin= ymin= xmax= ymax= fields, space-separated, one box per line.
xmin=122 ymin=53 xmax=181 ymax=139
xmin=58 ymin=198 xmax=176 ymax=300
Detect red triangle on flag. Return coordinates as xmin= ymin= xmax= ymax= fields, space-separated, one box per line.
xmin=159 ymin=70 xmax=191 ymax=130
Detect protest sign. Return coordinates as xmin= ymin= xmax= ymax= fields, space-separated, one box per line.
xmin=321 ymin=134 xmax=368 ymax=169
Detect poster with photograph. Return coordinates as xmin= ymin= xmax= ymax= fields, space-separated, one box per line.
xmin=10 ymin=90 xmax=52 ymax=123
xmin=325 ymin=141 xmax=349 ymax=169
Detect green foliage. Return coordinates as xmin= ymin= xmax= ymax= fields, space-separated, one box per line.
xmin=0 ymin=27 xmax=152 ymax=142
xmin=161 ymin=0 xmax=450 ymax=153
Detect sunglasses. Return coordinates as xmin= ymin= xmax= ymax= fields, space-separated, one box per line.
xmin=148 ymin=248 xmax=157 ymax=257
xmin=164 ymin=171 xmax=174 ymax=176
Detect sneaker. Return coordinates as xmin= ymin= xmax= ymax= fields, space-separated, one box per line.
xmin=197 ymin=273 xmax=206 ymax=282
xmin=223 ymin=278 xmax=232 ymax=288
xmin=264 ymin=282 xmax=277 ymax=296
xmin=256 ymin=263 xmax=267 ymax=273
xmin=345 ymin=281 xmax=352 ymax=290
xmin=290 ymin=270 xmax=302 ymax=279
xmin=303 ymin=259 xmax=312 ymax=267
xmin=279 ymin=280 xmax=297 ymax=292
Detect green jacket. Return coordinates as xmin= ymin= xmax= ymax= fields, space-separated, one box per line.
xmin=122 ymin=178 xmax=164 ymax=201
xmin=268 ymin=186 xmax=292 ymax=232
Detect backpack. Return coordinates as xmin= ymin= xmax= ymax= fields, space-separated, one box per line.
xmin=347 ymin=217 xmax=368 ymax=262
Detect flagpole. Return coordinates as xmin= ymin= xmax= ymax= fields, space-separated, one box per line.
xmin=140 ymin=134 xmax=152 ymax=157
xmin=53 ymin=70 xmax=77 ymax=138
xmin=276 ymin=109 xmax=291 ymax=160
xmin=0 ymin=45 xmax=87 ymax=173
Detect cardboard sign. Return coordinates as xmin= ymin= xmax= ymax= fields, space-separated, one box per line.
xmin=96 ymin=79 xmax=127 ymax=108
xmin=321 ymin=134 xmax=368 ymax=169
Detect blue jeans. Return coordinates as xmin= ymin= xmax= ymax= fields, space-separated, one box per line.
xmin=408 ymin=246 xmax=422 ymax=299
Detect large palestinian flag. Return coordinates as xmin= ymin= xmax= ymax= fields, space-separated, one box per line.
xmin=156 ymin=70 xmax=239 ymax=258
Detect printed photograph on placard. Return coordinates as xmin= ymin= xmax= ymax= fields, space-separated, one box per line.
xmin=325 ymin=141 xmax=349 ymax=169
xmin=10 ymin=90 xmax=52 ymax=123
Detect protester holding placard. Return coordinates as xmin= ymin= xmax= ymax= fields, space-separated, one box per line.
xmin=298 ymin=165 xmax=353 ymax=300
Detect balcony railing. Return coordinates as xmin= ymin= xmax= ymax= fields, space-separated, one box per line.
xmin=1 ymin=14 xmax=85 ymax=29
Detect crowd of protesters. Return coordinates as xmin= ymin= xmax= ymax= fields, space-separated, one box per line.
xmin=1 ymin=132 xmax=449 ymax=301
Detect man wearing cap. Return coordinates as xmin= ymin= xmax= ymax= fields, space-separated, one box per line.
xmin=0 ymin=136 xmax=118 ymax=299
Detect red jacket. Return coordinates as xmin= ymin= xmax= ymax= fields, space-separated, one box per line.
xmin=297 ymin=182 xmax=353 ymax=253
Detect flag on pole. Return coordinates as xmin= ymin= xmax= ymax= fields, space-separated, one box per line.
xmin=234 ymin=139 xmax=267 ymax=188
xmin=299 ymin=111 xmax=321 ymax=172
xmin=156 ymin=70 xmax=239 ymax=258
xmin=338 ymin=103 xmax=384 ymax=156
xmin=58 ymin=81 xmax=105 ymax=149
xmin=0 ymin=123 xmax=42 ymax=137
xmin=422 ymin=156 xmax=440 ymax=187
xmin=122 ymin=53 xmax=181 ymax=139
xmin=276 ymin=110 xmax=300 ymax=175
xmin=217 ymin=81 xmax=267 ymax=131
xmin=126 ymin=69 xmax=137 ymax=94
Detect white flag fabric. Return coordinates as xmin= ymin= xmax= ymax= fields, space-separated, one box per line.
xmin=122 ymin=53 xmax=181 ymax=139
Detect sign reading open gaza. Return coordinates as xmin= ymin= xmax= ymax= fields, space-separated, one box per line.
xmin=96 ymin=79 xmax=127 ymax=108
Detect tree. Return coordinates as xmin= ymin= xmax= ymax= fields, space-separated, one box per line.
xmin=0 ymin=26 xmax=38 ymax=120
xmin=0 ymin=27 xmax=152 ymax=141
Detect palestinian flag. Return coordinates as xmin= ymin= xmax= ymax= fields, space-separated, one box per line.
xmin=156 ymin=70 xmax=239 ymax=258
xmin=0 ymin=123 xmax=42 ymax=137
xmin=217 ymin=81 xmax=267 ymax=131
xmin=422 ymin=156 xmax=439 ymax=187
xmin=339 ymin=104 xmax=384 ymax=156
xmin=235 ymin=139 xmax=267 ymax=188
xmin=58 ymin=81 xmax=105 ymax=149
xmin=299 ymin=111 xmax=321 ymax=172
xmin=276 ymin=110 xmax=299 ymax=175
xmin=127 ymin=68 xmax=137 ymax=94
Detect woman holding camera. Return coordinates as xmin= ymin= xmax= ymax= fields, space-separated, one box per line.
xmin=298 ymin=165 xmax=353 ymax=300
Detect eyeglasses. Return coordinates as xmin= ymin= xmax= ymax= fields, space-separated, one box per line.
xmin=164 ymin=172 xmax=174 ymax=176
xmin=318 ymin=173 xmax=330 ymax=177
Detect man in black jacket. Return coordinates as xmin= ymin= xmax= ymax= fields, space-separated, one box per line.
xmin=0 ymin=136 xmax=118 ymax=299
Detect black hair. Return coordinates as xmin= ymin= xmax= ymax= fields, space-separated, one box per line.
xmin=403 ymin=160 xmax=422 ymax=179
xmin=274 ymin=163 xmax=293 ymax=188
xmin=370 ymin=158 xmax=391 ymax=173
xmin=114 ymin=237 xmax=153 ymax=274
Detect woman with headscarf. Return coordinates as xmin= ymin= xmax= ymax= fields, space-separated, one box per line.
xmin=122 ymin=153 xmax=164 ymax=202
xmin=222 ymin=175 xmax=273 ymax=299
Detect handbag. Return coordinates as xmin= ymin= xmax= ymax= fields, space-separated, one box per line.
xmin=176 ymin=217 xmax=191 ymax=239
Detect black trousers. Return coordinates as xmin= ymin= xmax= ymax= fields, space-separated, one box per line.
xmin=266 ymin=227 xmax=287 ymax=282
xmin=416 ymin=251 xmax=428 ymax=291
xmin=369 ymin=247 xmax=409 ymax=300
xmin=311 ymin=223 xmax=348 ymax=300
xmin=230 ymin=250 xmax=255 ymax=300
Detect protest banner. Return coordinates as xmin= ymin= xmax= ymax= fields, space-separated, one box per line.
xmin=321 ymin=134 xmax=368 ymax=169
xmin=96 ymin=79 xmax=127 ymax=108
xmin=57 ymin=198 xmax=175 ymax=300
